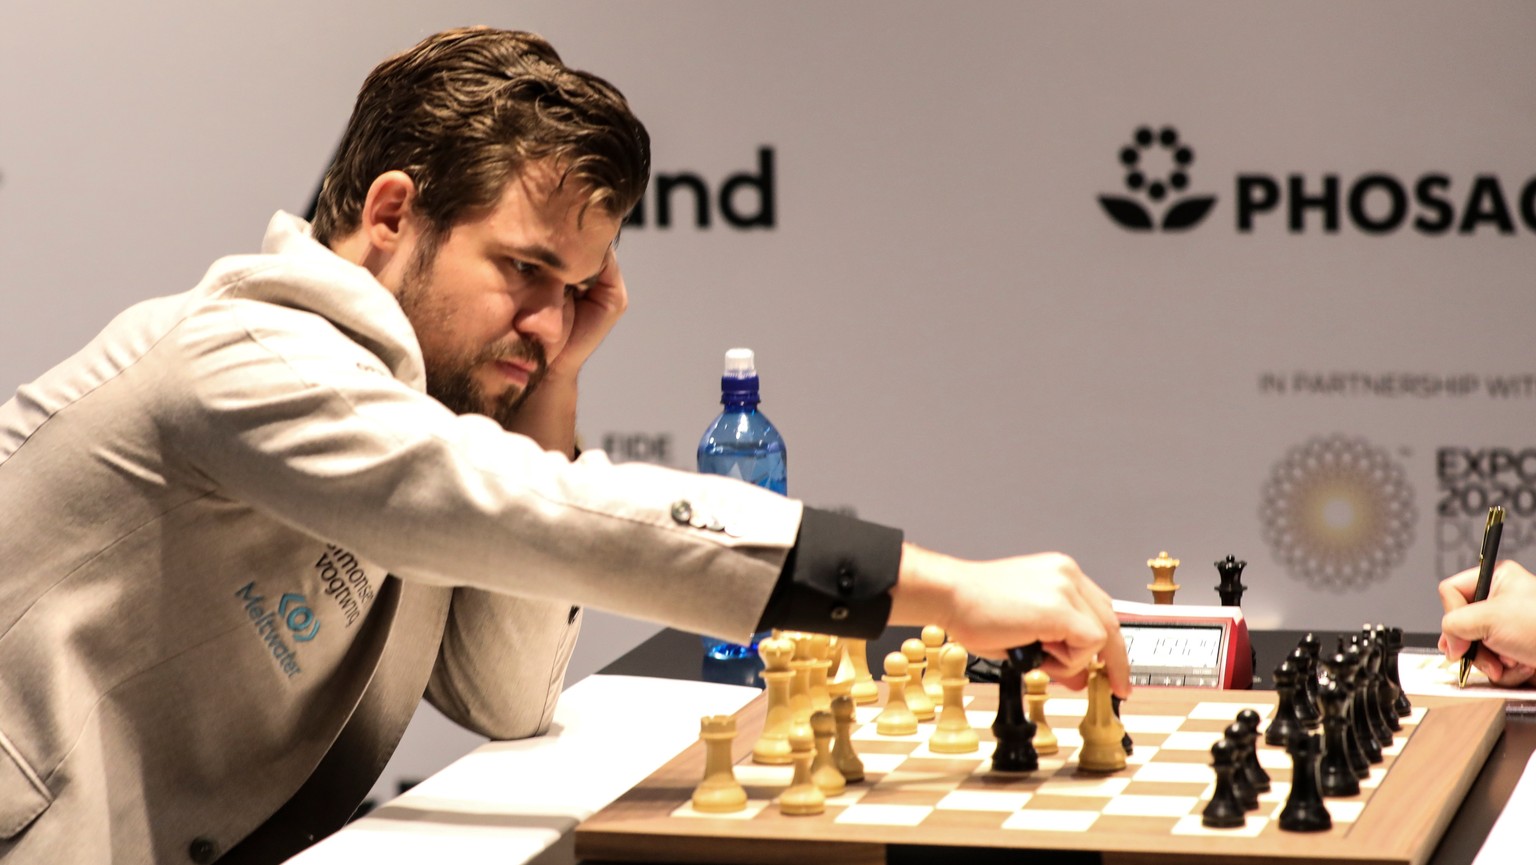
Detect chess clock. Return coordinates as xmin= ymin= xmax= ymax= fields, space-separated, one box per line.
xmin=1112 ymin=599 xmax=1253 ymax=689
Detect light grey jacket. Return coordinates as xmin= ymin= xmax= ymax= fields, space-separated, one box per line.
xmin=0 ymin=212 xmax=801 ymax=863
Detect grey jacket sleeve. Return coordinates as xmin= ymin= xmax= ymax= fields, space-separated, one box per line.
xmin=160 ymin=294 xmax=803 ymax=644
xmin=427 ymin=588 xmax=581 ymax=739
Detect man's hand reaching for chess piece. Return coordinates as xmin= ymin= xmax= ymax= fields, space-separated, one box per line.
xmin=1439 ymin=559 xmax=1536 ymax=687
xmin=889 ymin=545 xmax=1131 ymax=697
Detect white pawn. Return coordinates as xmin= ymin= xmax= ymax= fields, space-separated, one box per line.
xmin=921 ymin=625 xmax=947 ymax=703
xmin=691 ymin=715 xmax=747 ymax=813
xmin=779 ymin=725 xmax=825 ymax=815
xmin=809 ymin=710 xmax=846 ymax=796
xmin=928 ymin=644 xmax=979 ymax=753
xmin=1024 ymin=668 xmax=1058 ymax=755
xmin=876 ymin=652 xmax=919 ymax=735
xmin=901 ymin=638 xmax=936 ymax=721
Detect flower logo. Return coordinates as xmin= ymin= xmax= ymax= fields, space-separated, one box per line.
xmin=1098 ymin=126 xmax=1217 ymax=232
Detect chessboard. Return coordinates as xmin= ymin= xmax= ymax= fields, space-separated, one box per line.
xmin=575 ymin=684 xmax=1503 ymax=865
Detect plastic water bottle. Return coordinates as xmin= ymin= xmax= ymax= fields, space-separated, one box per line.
xmin=697 ymin=348 xmax=786 ymax=660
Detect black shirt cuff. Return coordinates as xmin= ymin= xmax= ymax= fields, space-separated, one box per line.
xmin=754 ymin=506 xmax=902 ymax=638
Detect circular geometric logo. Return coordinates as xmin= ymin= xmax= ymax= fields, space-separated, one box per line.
xmin=1098 ymin=125 xmax=1217 ymax=232
xmin=1259 ymin=435 xmax=1417 ymax=590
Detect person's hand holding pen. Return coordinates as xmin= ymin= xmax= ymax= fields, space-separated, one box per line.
xmin=1439 ymin=520 xmax=1536 ymax=688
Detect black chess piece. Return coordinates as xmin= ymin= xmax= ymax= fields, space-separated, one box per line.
xmin=1317 ymin=678 xmax=1360 ymax=797
xmin=1202 ymin=738 xmax=1246 ymax=828
xmin=1223 ymin=723 xmax=1259 ymax=811
xmin=1301 ymin=633 xmax=1323 ymax=715
xmin=1344 ymin=642 xmax=1383 ymax=765
xmin=1373 ymin=625 xmax=1405 ymax=729
xmin=1112 ymin=695 xmax=1133 ymax=755
xmin=1386 ymin=626 xmax=1413 ymax=718
xmin=1266 ymin=659 xmax=1305 ymax=747
xmin=1289 ymin=647 xmax=1321 ymax=731
xmin=990 ymin=658 xmax=1038 ymax=772
xmin=1359 ymin=630 xmax=1395 ymax=744
xmin=1007 ymin=642 xmax=1046 ymax=671
xmin=1235 ymin=709 xmax=1271 ymax=792
xmin=1278 ymin=732 xmax=1332 ymax=832
xmin=1214 ymin=555 xmax=1247 ymax=607
xmin=1325 ymin=650 xmax=1370 ymax=780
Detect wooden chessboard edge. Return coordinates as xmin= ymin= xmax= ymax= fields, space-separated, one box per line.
xmin=574 ymin=831 xmax=882 ymax=865
xmin=1337 ymin=697 xmax=1504 ymax=864
xmin=1105 ymin=850 xmax=1406 ymax=865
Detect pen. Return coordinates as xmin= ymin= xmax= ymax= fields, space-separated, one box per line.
xmin=1458 ymin=505 xmax=1506 ymax=688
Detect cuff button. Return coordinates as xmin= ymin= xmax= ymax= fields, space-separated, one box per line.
xmin=670 ymin=500 xmax=693 ymax=525
xmin=830 ymin=605 xmax=850 ymax=621
xmin=189 ymin=838 xmax=219 ymax=864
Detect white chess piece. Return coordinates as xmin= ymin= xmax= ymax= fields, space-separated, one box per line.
xmin=876 ymin=652 xmax=919 ymax=736
xmin=692 ymin=715 xmax=747 ymax=813
xmin=901 ymin=638 xmax=936 ymax=721
xmin=929 ymin=643 xmax=978 ymax=753
xmin=1076 ymin=660 xmax=1126 ymax=772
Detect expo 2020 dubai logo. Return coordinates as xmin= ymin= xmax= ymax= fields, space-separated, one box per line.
xmin=1259 ymin=435 xmax=1417 ymax=590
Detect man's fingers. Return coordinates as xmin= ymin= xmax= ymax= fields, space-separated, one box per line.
xmin=1437 ymin=570 xmax=1477 ymax=613
xmin=1078 ymin=582 xmax=1132 ymax=698
xmin=1473 ymin=653 xmax=1506 ymax=684
xmin=1441 ymin=604 xmax=1494 ymax=646
xmin=1440 ymin=633 xmax=1470 ymax=660
xmin=1498 ymin=659 xmax=1536 ymax=687
xmin=1042 ymin=639 xmax=1097 ymax=677
xmin=1040 ymin=660 xmax=1088 ymax=691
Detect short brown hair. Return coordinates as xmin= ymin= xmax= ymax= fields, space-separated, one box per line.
xmin=310 ymin=27 xmax=650 ymax=246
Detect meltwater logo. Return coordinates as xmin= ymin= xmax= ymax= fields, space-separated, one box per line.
xmin=1097 ymin=126 xmax=1217 ymax=232
xmin=1258 ymin=435 xmax=1416 ymax=591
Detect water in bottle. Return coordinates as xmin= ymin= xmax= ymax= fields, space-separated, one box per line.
xmin=697 ymin=348 xmax=786 ymax=660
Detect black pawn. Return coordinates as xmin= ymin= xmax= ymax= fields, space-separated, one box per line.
xmin=1386 ymin=626 xmax=1413 ymax=717
xmin=1266 ymin=660 xmax=1305 ymax=747
xmin=1112 ymin=695 xmax=1133 ymax=755
xmin=990 ymin=658 xmax=1038 ymax=772
xmin=1235 ymin=709 xmax=1271 ymax=792
xmin=1224 ymin=723 xmax=1259 ymax=811
xmin=1278 ymin=732 xmax=1332 ymax=832
xmin=1202 ymin=738 xmax=1246 ymax=828
xmin=1317 ymin=679 xmax=1360 ymax=798
xmin=1214 ymin=555 xmax=1247 ymax=606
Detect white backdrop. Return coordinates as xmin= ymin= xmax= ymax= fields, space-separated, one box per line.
xmin=5 ymin=0 xmax=1533 ymax=803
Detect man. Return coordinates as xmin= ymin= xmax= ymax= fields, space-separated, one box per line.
xmin=0 ymin=27 xmax=1127 ymax=863
xmin=1440 ymin=560 xmax=1536 ymax=687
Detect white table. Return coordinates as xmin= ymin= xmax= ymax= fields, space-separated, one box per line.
xmin=285 ymin=675 xmax=759 ymax=865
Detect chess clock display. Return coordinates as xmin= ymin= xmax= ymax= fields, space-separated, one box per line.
xmin=1113 ymin=599 xmax=1253 ymax=689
